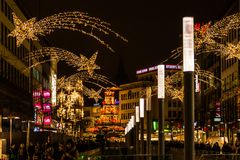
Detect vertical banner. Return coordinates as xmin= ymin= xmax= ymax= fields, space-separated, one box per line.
xmin=195 ymin=74 xmax=200 ymax=92
xmin=183 ymin=17 xmax=194 ymax=72
xmin=157 ymin=65 xmax=165 ymax=99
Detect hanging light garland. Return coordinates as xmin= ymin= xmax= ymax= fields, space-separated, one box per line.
xmin=25 ymin=47 xmax=100 ymax=75
xmin=9 ymin=11 xmax=127 ymax=52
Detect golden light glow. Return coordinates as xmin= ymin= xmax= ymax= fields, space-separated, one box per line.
xmin=9 ymin=11 xmax=127 ymax=52
xmin=84 ymin=88 xmax=102 ymax=103
xmin=26 ymin=47 xmax=100 ymax=75
xmin=57 ymin=72 xmax=116 ymax=103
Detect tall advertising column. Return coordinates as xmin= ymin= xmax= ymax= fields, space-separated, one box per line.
xmin=183 ymin=17 xmax=195 ymax=160
xmin=135 ymin=106 xmax=140 ymax=154
xmin=157 ymin=65 xmax=165 ymax=157
xmin=140 ymin=98 xmax=145 ymax=154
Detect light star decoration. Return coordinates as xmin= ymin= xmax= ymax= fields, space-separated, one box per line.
xmin=9 ymin=11 xmax=127 ymax=52
xmin=26 ymin=47 xmax=100 ymax=75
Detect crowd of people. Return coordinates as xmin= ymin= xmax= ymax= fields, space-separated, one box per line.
xmin=165 ymin=140 xmax=240 ymax=154
xmin=8 ymin=138 xmax=101 ymax=160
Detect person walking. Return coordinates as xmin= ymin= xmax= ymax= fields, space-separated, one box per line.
xmin=28 ymin=142 xmax=35 ymax=160
xmin=9 ymin=144 xmax=18 ymax=160
xmin=61 ymin=139 xmax=79 ymax=160
xmin=18 ymin=143 xmax=28 ymax=160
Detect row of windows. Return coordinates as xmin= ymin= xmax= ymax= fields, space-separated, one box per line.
xmin=0 ymin=57 xmax=29 ymax=90
xmin=121 ymin=113 xmax=133 ymax=120
xmin=222 ymin=57 xmax=237 ymax=71
xmin=121 ymin=91 xmax=140 ymax=100
xmin=0 ymin=0 xmax=13 ymax=23
xmin=121 ymin=102 xmax=139 ymax=110
xmin=222 ymin=96 xmax=237 ymax=122
xmin=0 ymin=21 xmax=29 ymax=64
xmin=0 ymin=2 xmax=46 ymax=87
xmin=168 ymin=100 xmax=182 ymax=108
xmin=222 ymin=72 xmax=238 ymax=92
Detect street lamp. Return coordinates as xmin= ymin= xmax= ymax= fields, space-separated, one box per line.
xmin=21 ymin=120 xmax=35 ymax=148
xmin=2 ymin=116 xmax=20 ymax=147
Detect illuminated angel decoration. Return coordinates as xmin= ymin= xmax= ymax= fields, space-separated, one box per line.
xmin=9 ymin=12 xmax=127 ymax=52
xmin=25 ymin=47 xmax=100 ymax=75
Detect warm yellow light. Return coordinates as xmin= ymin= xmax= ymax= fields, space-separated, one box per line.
xmin=9 ymin=11 xmax=127 ymax=52
xmin=26 ymin=47 xmax=100 ymax=76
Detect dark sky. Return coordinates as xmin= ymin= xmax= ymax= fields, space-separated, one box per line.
xmin=18 ymin=0 xmax=234 ymax=84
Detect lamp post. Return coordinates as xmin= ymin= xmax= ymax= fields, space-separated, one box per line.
xmin=183 ymin=17 xmax=195 ymax=160
xmin=135 ymin=106 xmax=140 ymax=154
xmin=2 ymin=116 xmax=20 ymax=147
xmin=22 ymin=120 xmax=35 ymax=148
xmin=157 ymin=65 xmax=165 ymax=157
xmin=140 ymin=98 xmax=145 ymax=154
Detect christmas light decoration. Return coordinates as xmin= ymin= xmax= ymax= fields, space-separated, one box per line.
xmin=25 ymin=47 xmax=100 ymax=75
xmin=83 ymin=87 xmax=102 ymax=103
xmin=9 ymin=12 xmax=127 ymax=52
xmin=150 ymin=64 xmax=221 ymax=102
xmin=57 ymin=72 xmax=116 ymax=103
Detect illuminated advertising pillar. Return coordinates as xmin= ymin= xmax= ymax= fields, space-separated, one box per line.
xmin=140 ymin=98 xmax=145 ymax=154
xmin=135 ymin=106 xmax=140 ymax=154
xmin=157 ymin=64 xmax=165 ymax=157
xmin=183 ymin=17 xmax=195 ymax=160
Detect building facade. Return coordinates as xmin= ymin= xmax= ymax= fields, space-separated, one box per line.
xmin=0 ymin=0 xmax=54 ymax=130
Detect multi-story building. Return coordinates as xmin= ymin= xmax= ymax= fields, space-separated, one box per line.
xmin=119 ymin=81 xmax=150 ymax=127
xmin=119 ymin=64 xmax=183 ymax=134
xmin=199 ymin=0 xmax=240 ymax=143
xmin=0 ymin=0 xmax=54 ymax=133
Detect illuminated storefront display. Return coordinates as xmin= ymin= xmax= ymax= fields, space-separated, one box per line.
xmin=43 ymin=90 xmax=51 ymax=98
xmin=32 ymin=88 xmax=52 ymax=129
xmin=44 ymin=116 xmax=52 ymax=125
xmin=43 ymin=103 xmax=51 ymax=113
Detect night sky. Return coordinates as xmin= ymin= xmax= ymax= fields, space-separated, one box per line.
xmin=18 ymin=0 xmax=234 ymax=84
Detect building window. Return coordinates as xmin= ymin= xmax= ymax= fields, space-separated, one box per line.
xmin=168 ymin=100 xmax=171 ymax=108
xmin=168 ymin=111 xmax=171 ymax=118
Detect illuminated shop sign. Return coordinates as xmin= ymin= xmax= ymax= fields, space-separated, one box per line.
xmin=44 ymin=116 xmax=52 ymax=125
xmin=43 ymin=103 xmax=51 ymax=112
xmin=43 ymin=90 xmax=51 ymax=98
xmin=34 ymin=103 xmax=42 ymax=110
xmin=136 ymin=64 xmax=182 ymax=75
xmin=33 ymin=90 xmax=41 ymax=98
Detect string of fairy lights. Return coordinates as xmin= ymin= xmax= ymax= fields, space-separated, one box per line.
xmin=24 ymin=47 xmax=100 ymax=75
xmin=158 ymin=12 xmax=240 ymax=101
xmin=8 ymin=8 xmax=240 ymax=133
xmin=8 ymin=11 xmax=127 ymax=52
xmin=6 ymin=10 xmax=127 ymax=133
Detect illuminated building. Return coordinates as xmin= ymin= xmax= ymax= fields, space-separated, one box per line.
xmin=194 ymin=1 xmax=240 ymax=144
xmin=0 ymin=0 xmax=54 ymax=128
xmin=119 ymin=64 xmax=183 ymax=132
xmin=119 ymin=81 xmax=150 ymax=127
